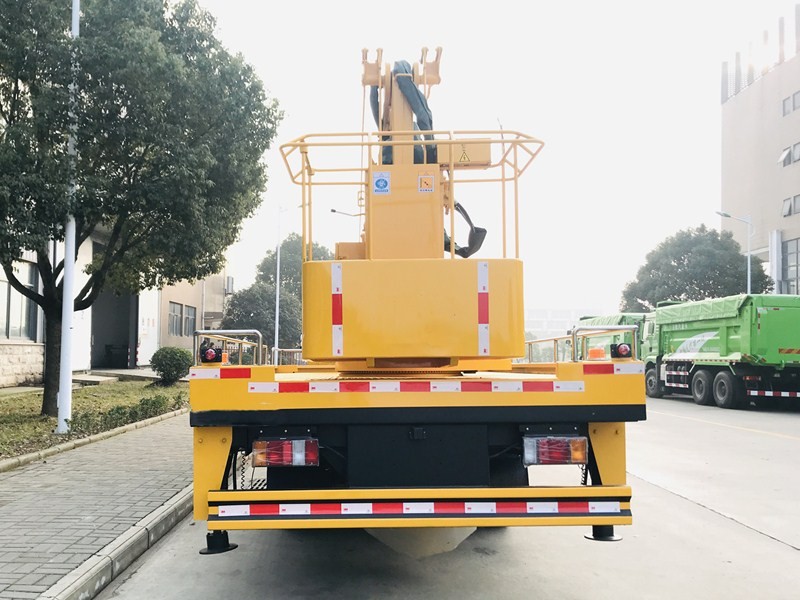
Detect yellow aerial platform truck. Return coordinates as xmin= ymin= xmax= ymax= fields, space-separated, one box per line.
xmin=190 ymin=48 xmax=646 ymax=554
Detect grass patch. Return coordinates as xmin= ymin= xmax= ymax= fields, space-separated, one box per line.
xmin=0 ymin=381 xmax=188 ymax=460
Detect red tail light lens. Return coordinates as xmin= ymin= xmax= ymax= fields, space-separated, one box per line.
xmin=252 ymin=438 xmax=319 ymax=467
xmin=523 ymin=436 xmax=588 ymax=466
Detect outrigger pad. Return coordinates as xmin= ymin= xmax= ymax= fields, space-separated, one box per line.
xmin=200 ymin=530 xmax=238 ymax=555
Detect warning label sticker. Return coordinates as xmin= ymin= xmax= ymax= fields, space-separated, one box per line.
xmin=373 ymin=171 xmax=390 ymax=195
xmin=418 ymin=175 xmax=434 ymax=193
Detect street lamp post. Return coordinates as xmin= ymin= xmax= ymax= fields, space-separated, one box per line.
xmin=716 ymin=211 xmax=753 ymax=294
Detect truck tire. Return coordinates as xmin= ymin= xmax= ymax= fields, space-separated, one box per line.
xmin=713 ymin=371 xmax=745 ymax=409
xmin=645 ymin=368 xmax=663 ymax=398
xmin=691 ymin=370 xmax=714 ymax=405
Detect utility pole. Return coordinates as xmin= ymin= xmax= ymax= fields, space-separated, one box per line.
xmin=57 ymin=0 xmax=80 ymax=434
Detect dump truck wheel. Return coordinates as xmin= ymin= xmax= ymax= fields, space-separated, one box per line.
xmin=645 ymin=368 xmax=663 ymax=398
xmin=713 ymin=371 xmax=745 ymax=409
xmin=691 ymin=370 xmax=714 ymax=405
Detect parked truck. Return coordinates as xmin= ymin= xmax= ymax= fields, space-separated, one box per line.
xmin=580 ymin=294 xmax=800 ymax=409
xmin=189 ymin=48 xmax=646 ymax=554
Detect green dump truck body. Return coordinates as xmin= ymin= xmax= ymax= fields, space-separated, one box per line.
xmin=657 ymin=294 xmax=800 ymax=367
xmin=580 ymin=295 xmax=800 ymax=408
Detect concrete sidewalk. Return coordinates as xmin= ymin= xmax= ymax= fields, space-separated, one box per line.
xmin=0 ymin=413 xmax=193 ymax=600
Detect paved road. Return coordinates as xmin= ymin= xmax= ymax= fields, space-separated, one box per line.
xmin=98 ymin=397 xmax=800 ymax=600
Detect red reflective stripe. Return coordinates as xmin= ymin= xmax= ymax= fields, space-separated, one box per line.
xmin=478 ymin=292 xmax=489 ymax=324
xmin=220 ymin=368 xmax=251 ymax=379
xmin=434 ymin=502 xmax=466 ymax=514
xmin=558 ymin=501 xmax=589 ymax=513
xmin=279 ymin=382 xmax=310 ymax=393
xmin=496 ymin=502 xmax=528 ymax=514
xmin=339 ymin=381 xmax=370 ymax=393
xmin=372 ymin=502 xmax=404 ymax=514
xmin=332 ymin=293 xmax=343 ymax=326
xmin=522 ymin=381 xmax=554 ymax=392
xmin=583 ymin=364 xmax=614 ymax=375
xmin=249 ymin=504 xmax=280 ymax=515
xmin=311 ymin=503 xmax=342 ymax=515
xmin=461 ymin=381 xmax=493 ymax=392
xmin=399 ymin=381 xmax=432 ymax=392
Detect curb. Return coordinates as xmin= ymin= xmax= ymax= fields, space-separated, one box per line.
xmin=0 ymin=407 xmax=190 ymax=474
xmin=39 ymin=484 xmax=194 ymax=600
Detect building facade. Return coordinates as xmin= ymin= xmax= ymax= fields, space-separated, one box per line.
xmin=720 ymin=7 xmax=800 ymax=293
xmin=0 ymin=242 xmax=229 ymax=387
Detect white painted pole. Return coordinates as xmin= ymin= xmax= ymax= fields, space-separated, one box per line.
xmin=56 ymin=0 xmax=80 ymax=434
xmin=273 ymin=209 xmax=281 ymax=365
xmin=746 ymin=218 xmax=752 ymax=295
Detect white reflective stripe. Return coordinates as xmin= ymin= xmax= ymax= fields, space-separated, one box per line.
xmin=403 ymin=502 xmax=435 ymax=514
xmin=614 ymin=363 xmax=645 ymax=375
xmin=430 ymin=381 xmax=461 ymax=392
xmin=280 ymin=504 xmax=311 ymax=515
xmin=554 ymin=381 xmax=585 ymax=392
xmin=492 ymin=381 xmax=523 ymax=392
xmin=477 ymin=261 xmax=489 ymax=292
xmin=218 ymin=504 xmax=250 ymax=517
xmin=292 ymin=440 xmax=306 ymax=466
xmin=478 ymin=324 xmax=490 ymax=356
xmin=465 ymin=502 xmax=496 ymax=514
xmin=589 ymin=501 xmax=620 ymax=513
xmin=331 ymin=262 xmax=343 ymax=293
xmin=248 ymin=382 xmax=278 ymax=393
xmin=342 ymin=503 xmax=373 ymax=515
xmin=332 ymin=325 xmax=343 ymax=356
xmin=190 ymin=368 xmax=220 ymax=379
xmin=310 ymin=381 xmax=340 ymax=393
xmin=747 ymin=390 xmax=799 ymax=397
xmin=370 ymin=381 xmax=400 ymax=392
xmin=526 ymin=502 xmax=559 ymax=514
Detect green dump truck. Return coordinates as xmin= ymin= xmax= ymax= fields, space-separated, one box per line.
xmin=580 ymin=295 xmax=800 ymax=409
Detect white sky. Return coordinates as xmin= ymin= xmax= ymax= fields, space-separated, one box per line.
xmin=197 ymin=0 xmax=798 ymax=314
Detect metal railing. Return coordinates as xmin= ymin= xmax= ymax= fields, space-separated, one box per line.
xmin=193 ymin=330 xmax=265 ymax=366
xmin=524 ymin=325 xmax=639 ymax=363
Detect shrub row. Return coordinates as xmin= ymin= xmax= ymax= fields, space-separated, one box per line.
xmin=67 ymin=392 xmax=187 ymax=437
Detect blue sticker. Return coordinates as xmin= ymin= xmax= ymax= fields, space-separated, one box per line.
xmin=373 ymin=171 xmax=390 ymax=195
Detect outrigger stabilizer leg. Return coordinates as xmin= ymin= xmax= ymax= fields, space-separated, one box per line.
xmin=200 ymin=530 xmax=238 ymax=555
xmin=585 ymin=525 xmax=622 ymax=542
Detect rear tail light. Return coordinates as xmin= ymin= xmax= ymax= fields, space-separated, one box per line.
xmin=252 ymin=438 xmax=319 ymax=467
xmin=523 ymin=436 xmax=588 ymax=466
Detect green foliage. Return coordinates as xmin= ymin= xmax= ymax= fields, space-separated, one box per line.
xmin=621 ymin=225 xmax=773 ymax=311
xmin=257 ymin=233 xmax=333 ymax=299
xmin=221 ymin=281 xmax=302 ymax=348
xmin=67 ymin=391 xmax=187 ymax=437
xmin=150 ymin=347 xmax=193 ymax=384
xmin=0 ymin=0 xmax=282 ymax=415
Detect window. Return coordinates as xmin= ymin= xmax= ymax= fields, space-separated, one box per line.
xmin=184 ymin=305 xmax=196 ymax=337
xmin=780 ymin=147 xmax=792 ymax=166
xmin=795 ymin=195 xmax=800 ymax=214
xmin=794 ymin=91 xmax=800 ymax=111
xmin=783 ymin=198 xmax=793 ymax=216
xmin=0 ymin=262 xmax=38 ymax=341
xmin=784 ymin=97 xmax=793 ymax=116
xmin=168 ymin=302 xmax=183 ymax=336
xmin=794 ymin=143 xmax=800 ymax=163
xmin=782 ymin=238 xmax=800 ymax=294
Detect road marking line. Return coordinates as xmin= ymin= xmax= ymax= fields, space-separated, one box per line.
xmin=648 ymin=410 xmax=800 ymax=441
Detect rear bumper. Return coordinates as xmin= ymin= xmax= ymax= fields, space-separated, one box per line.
xmin=205 ymin=485 xmax=632 ymax=530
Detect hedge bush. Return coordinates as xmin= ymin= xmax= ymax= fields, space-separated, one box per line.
xmin=150 ymin=346 xmax=194 ymax=384
xmin=68 ymin=392 xmax=187 ymax=437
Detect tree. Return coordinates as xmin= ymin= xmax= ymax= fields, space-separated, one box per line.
xmin=620 ymin=225 xmax=772 ymax=311
xmin=0 ymin=0 xmax=282 ymax=415
xmin=220 ymin=282 xmax=302 ymax=349
xmin=257 ymin=233 xmax=333 ymax=299
xmin=222 ymin=235 xmax=334 ymax=350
